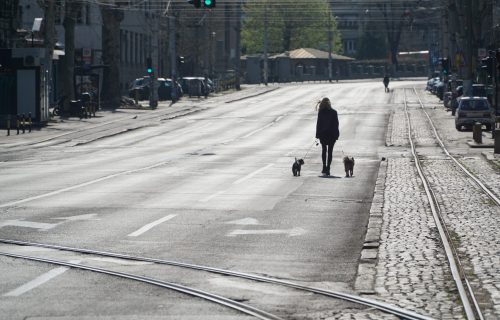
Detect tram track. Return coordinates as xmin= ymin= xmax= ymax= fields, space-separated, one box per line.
xmin=403 ymin=88 xmax=494 ymax=320
xmin=0 ymin=238 xmax=433 ymax=320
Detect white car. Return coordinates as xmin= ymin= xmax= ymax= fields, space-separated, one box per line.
xmin=455 ymin=97 xmax=495 ymax=131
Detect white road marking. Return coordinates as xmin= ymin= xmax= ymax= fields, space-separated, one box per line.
xmin=3 ymin=260 xmax=80 ymax=297
xmin=0 ymin=161 xmax=170 ymax=208
xmin=241 ymin=123 xmax=274 ymax=139
xmin=233 ymin=164 xmax=274 ymax=185
xmin=200 ymin=190 xmax=225 ymax=203
xmin=227 ymin=227 xmax=306 ymax=237
xmin=209 ymin=277 xmax=303 ymax=296
xmin=127 ymin=214 xmax=177 ymax=237
xmin=0 ymin=220 xmax=59 ymax=230
xmin=225 ymin=218 xmax=260 ymax=225
xmin=51 ymin=213 xmax=99 ymax=221
xmin=199 ymin=163 xmax=274 ymax=202
xmin=87 ymin=257 xmax=152 ymax=266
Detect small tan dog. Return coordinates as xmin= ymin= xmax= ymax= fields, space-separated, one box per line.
xmin=343 ymin=156 xmax=355 ymax=177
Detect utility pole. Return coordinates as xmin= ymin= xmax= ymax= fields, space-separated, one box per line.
xmin=235 ymin=1 xmax=242 ymax=90
xmin=328 ymin=13 xmax=333 ymax=83
xmin=168 ymin=12 xmax=177 ymax=81
xmin=263 ymin=2 xmax=268 ymax=86
xmin=164 ymin=0 xmax=179 ymax=102
xmin=463 ymin=0 xmax=474 ymax=96
xmin=43 ymin=0 xmax=56 ymax=109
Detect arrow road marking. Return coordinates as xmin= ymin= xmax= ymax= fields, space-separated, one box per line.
xmin=227 ymin=227 xmax=306 ymax=237
xmin=0 ymin=220 xmax=59 ymax=231
xmin=127 ymin=214 xmax=177 ymax=237
xmin=3 ymin=260 xmax=80 ymax=297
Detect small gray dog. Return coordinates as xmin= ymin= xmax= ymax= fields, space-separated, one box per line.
xmin=292 ymin=158 xmax=304 ymax=176
xmin=343 ymin=156 xmax=355 ymax=177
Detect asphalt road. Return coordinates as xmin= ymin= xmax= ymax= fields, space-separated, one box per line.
xmin=0 ymin=80 xmax=411 ymax=319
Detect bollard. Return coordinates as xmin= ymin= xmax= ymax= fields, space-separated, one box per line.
xmin=472 ymin=122 xmax=482 ymax=144
xmin=21 ymin=113 xmax=26 ymax=134
xmin=28 ymin=113 xmax=32 ymax=133
xmin=6 ymin=115 xmax=10 ymax=136
xmin=16 ymin=114 xmax=20 ymax=135
xmin=495 ymin=118 xmax=500 ymax=154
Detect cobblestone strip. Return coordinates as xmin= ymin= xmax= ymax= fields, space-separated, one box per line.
xmin=410 ymin=89 xmax=500 ymax=318
xmin=422 ymin=158 xmax=500 ymax=319
xmin=375 ymin=158 xmax=463 ymax=319
xmin=387 ymin=107 xmax=409 ymax=147
xmin=355 ymin=88 xmax=464 ymax=319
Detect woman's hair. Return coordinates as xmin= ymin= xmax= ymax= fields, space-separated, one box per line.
xmin=317 ymin=97 xmax=332 ymax=111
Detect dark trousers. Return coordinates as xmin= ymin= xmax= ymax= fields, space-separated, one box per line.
xmin=321 ymin=142 xmax=335 ymax=168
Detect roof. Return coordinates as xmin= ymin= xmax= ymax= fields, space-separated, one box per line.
xmin=271 ymin=48 xmax=355 ymax=61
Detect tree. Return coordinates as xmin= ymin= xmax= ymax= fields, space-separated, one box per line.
xmin=448 ymin=0 xmax=492 ymax=95
xmin=375 ymin=1 xmax=413 ymax=69
xmin=241 ymin=0 xmax=341 ymax=55
xmin=100 ymin=2 xmax=124 ymax=109
xmin=356 ymin=21 xmax=387 ymax=60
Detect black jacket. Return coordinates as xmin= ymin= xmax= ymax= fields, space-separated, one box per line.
xmin=316 ymin=108 xmax=339 ymax=142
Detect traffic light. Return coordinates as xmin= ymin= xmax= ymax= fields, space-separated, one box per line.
xmin=187 ymin=0 xmax=201 ymax=8
xmin=440 ymin=57 xmax=449 ymax=75
xmin=146 ymin=57 xmax=153 ymax=74
xmin=203 ymin=0 xmax=216 ymax=8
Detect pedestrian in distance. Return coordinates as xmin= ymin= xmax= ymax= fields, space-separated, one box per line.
xmin=315 ymin=97 xmax=339 ymax=176
xmin=383 ymin=75 xmax=390 ymax=92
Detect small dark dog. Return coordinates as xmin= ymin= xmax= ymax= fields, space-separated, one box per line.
xmin=343 ymin=156 xmax=355 ymax=177
xmin=292 ymin=158 xmax=304 ymax=176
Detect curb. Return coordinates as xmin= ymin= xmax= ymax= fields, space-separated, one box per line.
xmin=354 ymin=158 xmax=387 ymax=295
xmin=224 ymin=87 xmax=281 ymax=103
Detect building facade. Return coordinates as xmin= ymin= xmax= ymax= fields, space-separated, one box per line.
xmin=19 ymin=0 xmax=161 ymax=94
xmin=329 ymin=0 xmax=362 ymax=57
xmin=0 ymin=0 xmax=19 ymax=48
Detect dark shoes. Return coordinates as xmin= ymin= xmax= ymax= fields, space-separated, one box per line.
xmin=322 ymin=165 xmax=330 ymax=176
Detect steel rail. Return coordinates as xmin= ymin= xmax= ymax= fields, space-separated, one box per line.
xmin=0 ymin=251 xmax=283 ymax=320
xmin=2 ymin=107 xmax=201 ymax=150
xmin=0 ymin=238 xmax=433 ymax=320
xmin=412 ymin=87 xmax=500 ymax=207
xmin=403 ymin=88 xmax=482 ymax=320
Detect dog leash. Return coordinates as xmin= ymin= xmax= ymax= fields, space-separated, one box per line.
xmin=303 ymin=139 xmax=319 ymax=159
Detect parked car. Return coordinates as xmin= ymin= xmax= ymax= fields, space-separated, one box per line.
xmin=435 ymin=81 xmax=445 ymax=100
xmin=128 ymin=77 xmax=151 ymax=100
xmin=426 ymin=77 xmax=440 ymax=91
xmin=129 ymin=77 xmax=183 ymax=101
xmin=455 ymin=96 xmax=495 ymax=131
xmin=180 ymin=77 xmax=213 ymax=97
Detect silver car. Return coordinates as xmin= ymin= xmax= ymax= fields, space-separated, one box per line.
xmin=455 ymin=97 xmax=495 ymax=131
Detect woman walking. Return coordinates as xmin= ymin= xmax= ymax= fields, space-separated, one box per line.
xmin=315 ymin=98 xmax=339 ymax=176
